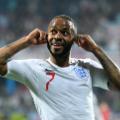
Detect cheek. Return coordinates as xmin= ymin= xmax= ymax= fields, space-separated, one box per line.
xmin=65 ymin=37 xmax=74 ymax=44
xmin=47 ymin=35 xmax=51 ymax=42
xmin=47 ymin=34 xmax=54 ymax=43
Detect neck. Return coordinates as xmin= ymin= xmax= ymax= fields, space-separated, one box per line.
xmin=50 ymin=54 xmax=70 ymax=67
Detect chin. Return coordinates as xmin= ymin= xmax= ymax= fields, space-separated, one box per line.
xmin=51 ymin=50 xmax=70 ymax=58
xmin=50 ymin=47 xmax=64 ymax=54
xmin=51 ymin=51 xmax=63 ymax=57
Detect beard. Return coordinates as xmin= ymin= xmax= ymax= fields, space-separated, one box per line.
xmin=47 ymin=38 xmax=73 ymax=58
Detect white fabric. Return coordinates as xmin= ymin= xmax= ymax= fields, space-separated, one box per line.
xmin=4 ymin=58 xmax=109 ymax=120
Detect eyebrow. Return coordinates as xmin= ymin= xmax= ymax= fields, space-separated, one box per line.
xmin=50 ymin=26 xmax=70 ymax=31
xmin=62 ymin=28 xmax=70 ymax=31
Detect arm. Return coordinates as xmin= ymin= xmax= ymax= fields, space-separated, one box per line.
xmin=0 ymin=28 xmax=47 ymax=76
xmin=75 ymin=35 xmax=120 ymax=90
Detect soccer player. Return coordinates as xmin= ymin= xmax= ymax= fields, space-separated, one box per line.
xmin=0 ymin=15 xmax=120 ymax=120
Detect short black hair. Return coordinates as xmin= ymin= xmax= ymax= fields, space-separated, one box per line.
xmin=54 ymin=15 xmax=74 ymax=23
xmin=48 ymin=14 xmax=77 ymax=35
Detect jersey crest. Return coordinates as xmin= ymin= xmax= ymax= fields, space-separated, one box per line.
xmin=74 ymin=67 xmax=88 ymax=80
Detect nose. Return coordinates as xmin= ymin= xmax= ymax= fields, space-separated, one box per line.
xmin=55 ymin=31 xmax=62 ymax=39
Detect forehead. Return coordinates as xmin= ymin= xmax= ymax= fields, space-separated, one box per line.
xmin=48 ymin=18 xmax=74 ymax=30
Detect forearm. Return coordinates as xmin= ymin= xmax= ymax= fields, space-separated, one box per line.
xmin=93 ymin=46 xmax=120 ymax=89
xmin=0 ymin=36 xmax=31 ymax=64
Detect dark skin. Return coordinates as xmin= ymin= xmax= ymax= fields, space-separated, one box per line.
xmin=0 ymin=17 xmax=120 ymax=90
xmin=47 ymin=18 xmax=75 ymax=67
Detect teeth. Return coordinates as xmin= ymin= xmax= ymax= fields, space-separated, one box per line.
xmin=53 ymin=43 xmax=61 ymax=46
xmin=51 ymin=42 xmax=64 ymax=46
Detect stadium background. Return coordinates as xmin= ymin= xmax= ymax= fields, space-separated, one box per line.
xmin=0 ymin=0 xmax=120 ymax=120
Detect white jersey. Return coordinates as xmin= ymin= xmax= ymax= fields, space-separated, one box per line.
xmin=4 ymin=58 xmax=109 ymax=120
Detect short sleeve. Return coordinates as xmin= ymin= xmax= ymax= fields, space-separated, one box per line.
xmin=3 ymin=60 xmax=28 ymax=85
xmin=88 ymin=59 xmax=109 ymax=90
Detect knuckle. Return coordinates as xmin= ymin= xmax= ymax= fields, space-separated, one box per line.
xmin=35 ymin=28 xmax=39 ymax=31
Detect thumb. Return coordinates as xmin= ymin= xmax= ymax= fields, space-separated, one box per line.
xmin=74 ymin=35 xmax=83 ymax=47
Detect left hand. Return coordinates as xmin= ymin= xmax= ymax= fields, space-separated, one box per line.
xmin=75 ymin=34 xmax=98 ymax=52
xmin=26 ymin=28 xmax=47 ymax=45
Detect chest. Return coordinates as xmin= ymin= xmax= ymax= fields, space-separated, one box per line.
xmin=29 ymin=65 xmax=92 ymax=97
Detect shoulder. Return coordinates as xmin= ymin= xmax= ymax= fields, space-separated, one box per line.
xmin=8 ymin=59 xmax=46 ymax=66
xmin=70 ymin=58 xmax=103 ymax=69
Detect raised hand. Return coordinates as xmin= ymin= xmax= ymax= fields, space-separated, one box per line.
xmin=26 ymin=28 xmax=47 ymax=45
xmin=75 ymin=34 xmax=98 ymax=52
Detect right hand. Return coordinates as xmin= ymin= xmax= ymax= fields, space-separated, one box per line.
xmin=26 ymin=28 xmax=47 ymax=45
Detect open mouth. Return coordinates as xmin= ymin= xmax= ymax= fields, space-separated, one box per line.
xmin=52 ymin=43 xmax=64 ymax=49
xmin=50 ymin=39 xmax=65 ymax=49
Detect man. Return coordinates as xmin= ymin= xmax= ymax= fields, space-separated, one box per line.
xmin=0 ymin=15 xmax=120 ymax=120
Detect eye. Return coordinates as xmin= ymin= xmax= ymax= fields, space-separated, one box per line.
xmin=62 ymin=31 xmax=69 ymax=36
xmin=51 ymin=29 xmax=57 ymax=35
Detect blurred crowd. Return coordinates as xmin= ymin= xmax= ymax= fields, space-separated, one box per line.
xmin=0 ymin=0 xmax=120 ymax=120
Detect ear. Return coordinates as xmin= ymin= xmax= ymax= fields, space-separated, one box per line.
xmin=73 ymin=35 xmax=78 ymax=44
xmin=46 ymin=34 xmax=48 ymax=41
